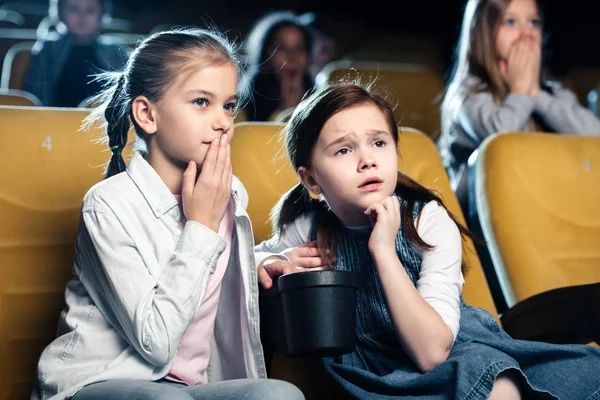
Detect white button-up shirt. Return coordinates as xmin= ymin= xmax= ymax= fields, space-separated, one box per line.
xmin=32 ymin=152 xmax=266 ymax=400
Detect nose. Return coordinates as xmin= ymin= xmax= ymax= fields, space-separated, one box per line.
xmin=521 ymin=23 xmax=539 ymax=40
xmin=287 ymin=49 xmax=300 ymax=63
xmin=358 ymin=150 xmax=377 ymax=171
xmin=212 ymin=109 xmax=232 ymax=133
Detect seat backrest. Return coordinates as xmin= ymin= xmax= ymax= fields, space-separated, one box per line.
xmin=231 ymin=122 xmax=497 ymax=316
xmin=233 ymin=107 xmax=248 ymax=124
xmin=0 ymin=88 xmax=40 ymax=106
xmin=231 ymin=122 xmax=297 ymax=244
xmin=473 ymin=132 xmax=600 ymax=309
xmin=345 ymin=34 xmax=444 ymax=73
xmin=315 ymin=60 xmax=445 ymax=140
xmin=1 ymin=41 xmax=33 ymax=90
xmin=397 ymin=128 xmax=496 ymax=314
xmin=0 ymin=106 xmax=134 ymax=400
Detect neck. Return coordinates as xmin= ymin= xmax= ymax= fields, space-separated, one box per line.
xmin=334 ymin=205 xmax=371 ymax=227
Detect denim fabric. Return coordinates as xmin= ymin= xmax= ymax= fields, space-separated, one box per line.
xmin=312 ymin=199 xmax=600 ymax=399
xmin=72 ymin=378 xmax=304 ymax=400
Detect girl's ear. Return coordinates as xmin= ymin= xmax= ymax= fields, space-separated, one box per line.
xmin=131 ymin=95 xmax=158 ymax=135
xmin=298 ymin=166 xmax=322 ymax=195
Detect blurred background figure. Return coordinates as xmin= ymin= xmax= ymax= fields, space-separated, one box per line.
xmin=300 ymin=12 xmax=337 ymax=77
xmin=243 ymin=10 xmax=315 ymax=121
xmin=22 ymin=0 xmax=128 ymax=107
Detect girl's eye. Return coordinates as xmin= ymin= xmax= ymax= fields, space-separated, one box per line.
xmin=530 ymin=18 xmax=541 ymax=27
xmin=374 ymin=140 xmax=386 ymax=147
xmin=224 ymin=103 xmax=237 ymax=112
xmin=335 ymin=148 xmax=349 ymax=156
xmin=504 ymin=18 xmax=515 ymax=27
xmin=194 ymin=98 xmax=208 ymax=107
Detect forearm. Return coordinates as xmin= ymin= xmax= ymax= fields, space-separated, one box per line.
xmin=374 ymin=249 xmax=454 ymax=372
xmin=534 ymin=90 xmax=600 ymax=135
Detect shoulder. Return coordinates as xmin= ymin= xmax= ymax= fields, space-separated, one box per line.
xmin=82 ymin=171 xmax=135 ymax=215
xmin=416 ymin=201 xmax=461 ymax=249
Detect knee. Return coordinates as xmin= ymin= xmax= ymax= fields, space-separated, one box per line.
xmin=489 ymin=371 xmax=521 ymax=400
xmin=247 ymin=379 xmax=304 ymax=400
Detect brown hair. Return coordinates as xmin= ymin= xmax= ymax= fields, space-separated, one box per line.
xmin=272 ymin=83 xmax=477 ymax=273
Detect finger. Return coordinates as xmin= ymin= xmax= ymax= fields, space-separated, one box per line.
xmin=372 ymin=203 xmax=386 ymax=221
xmin=364 ymin=203 xmax=377 ymax=215
xmin=226 ymin=143 xmax=233 ymax=190
xmin=391 ymin=195 xmax=400 ymax=211
xmin=266 ymin=260 xmax=297 ymax=277
xmin=294 ymin=246 xmax=321 ymax=258
xmin=200 ymin=138 xmax=219 ymax=177
xmin=295 ymin=256 xmax=327 ymax=268
xmin=379 ymin=197 xmax=393 ymax=213
xmin=391 ymin=196 xmax=401 ymax=222
xmin=257 ymin=266 xmax=273 ymax=289
xmin=299 ymin=240 xmax=318 ymax=247
xmin=213 ymin=134 xmax=228 ymax=178
xmin=182 ymin=161 xmax=196 ymax=199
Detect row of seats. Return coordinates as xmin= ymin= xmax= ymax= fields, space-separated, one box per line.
xmin=468 ymin=133 xmax=600 ymax=345
xmin=0 ymin=43 xmax=446 ymax=137
xmin=0 ymin=107 xmax=599 ymax=399
xmin=3 ymin=37 xmax=600 ymax=136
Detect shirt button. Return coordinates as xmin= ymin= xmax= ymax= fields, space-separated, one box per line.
xmin=143 ymin=336 xmax=151 ymax=349
xmin=171 ymin=209 xmax=180 ymax=219
xmin=156 ymin=205 xmax=163 ymax=213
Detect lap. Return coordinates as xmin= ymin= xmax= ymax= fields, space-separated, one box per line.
xmin=182 ymin=378 xmax=304 ymax=400
xmin=73 ymin=378 xmax=304 ymax=400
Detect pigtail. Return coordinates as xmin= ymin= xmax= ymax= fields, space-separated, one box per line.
xmin=272 ymin=182 xmax=319 ymax=237
xmin=104 ymin=74 xmax=130 ymax=178
xmin=270 ymin=182 xmax=339 ymax=268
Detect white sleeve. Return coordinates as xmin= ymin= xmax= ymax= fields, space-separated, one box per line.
xmin=80 ymin=206 xmax=225 ymax=367
xmin=415 ymin=201 xmax=464 ymax=342
xmin=254 ymin=212 xmax=313 ymax=266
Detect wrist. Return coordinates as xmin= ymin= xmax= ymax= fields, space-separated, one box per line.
xmin=188 ymin=216 xmax=218 ymax=232
xmin=369 ymin=245 xmax=397 ymax=262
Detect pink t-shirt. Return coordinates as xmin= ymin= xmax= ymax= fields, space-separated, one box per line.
xmin=166 ymin=196 xmax=235 ymax=385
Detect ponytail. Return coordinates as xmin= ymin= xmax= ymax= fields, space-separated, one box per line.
xmin=104 ymin=74 xmax=130 ymax=179
xmin=272 ymin=182 xmax=318 ymax=236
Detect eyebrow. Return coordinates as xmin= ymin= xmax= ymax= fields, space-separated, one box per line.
xmin=325 ymin=129 xmax=390 ymax=150
xmin=504 ymin=11 xmax=540 ymax=18
xmin=185 ymin=89 xmax=238 ymax=102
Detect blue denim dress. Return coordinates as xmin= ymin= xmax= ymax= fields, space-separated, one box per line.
xmin=311 ymin=200 xmax=600 ymax=399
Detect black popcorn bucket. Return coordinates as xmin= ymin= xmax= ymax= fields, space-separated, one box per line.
xmin=260 ymin=270 xmax=359 ymax=357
